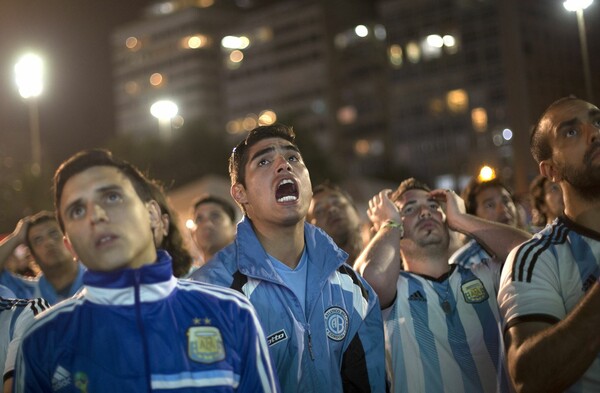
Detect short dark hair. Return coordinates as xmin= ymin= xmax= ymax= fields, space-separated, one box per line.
xmin=529 ymin=174 xmax=549 ymax=227
xmin=192 ymin=195 xmax=237 ymax=222
xmin=54 ymin=149 xmax=153 ymax=231
xmin=146 ymin=180 xmax=193 ymax=278
xmin=309 ymin=181 xmax=358 ymax=220
xmin=390 ymin=178 xmax=431 ymax=203
xmin=24 ymin=211 xmax=57 ymax=252
xmin=229 ymin=124 xmax=297 ymax=187
xmin=530 ymin=95 xmax=579 ymax=163
xmin=461 ymin=177 xmax=514 ymax=215
xmin=312 ymin=181 xmax=356 ymax=206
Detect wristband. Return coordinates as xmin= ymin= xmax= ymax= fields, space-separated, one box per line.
xmin=381 ymin=220 xmax=404 ymax=237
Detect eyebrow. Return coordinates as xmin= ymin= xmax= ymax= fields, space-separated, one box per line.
xmin=63 ymin=185 xmax=123 ymax=213
xmin=556 ymin=117 xmax=578 ymax=132
xmin=556 ymin=109 xmax=600 ymax=132
xmin=249 ymin=144 xmax=300 ymax=164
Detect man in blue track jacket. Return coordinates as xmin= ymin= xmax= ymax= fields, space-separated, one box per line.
xmin=191 ymin=124 xmax=386 ymax=392
xmin=13 ymin=149 xmax=279 ymax=392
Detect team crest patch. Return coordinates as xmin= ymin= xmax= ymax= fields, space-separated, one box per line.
xmin=74 ymin=372 xmax=89 ymax=393
xmin=324 ymin=307 xmax=348 ymax=341
xmin=461 ymin=279 xmax=489 ymax=303
xmin=187 ymin=326 xmax=225 ymax=363
xmin=267 ymin=329 xmax=288 ymax=346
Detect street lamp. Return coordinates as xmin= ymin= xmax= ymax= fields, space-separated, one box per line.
xmin=14 ymin=53 xmax=44 ymax=176
xmin=563 ymin=0 xmax=594 ymax=101
xmin=150 ymin=100 xmax=178 ymax=140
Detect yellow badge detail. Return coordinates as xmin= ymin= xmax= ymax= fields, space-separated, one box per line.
xmin=74 ymin=372 xmax=88 ymax=393
xmin=461 ymin=279 xmax=489 ymax=303
xmin=188 ymin=326 xmax=226 ymax=363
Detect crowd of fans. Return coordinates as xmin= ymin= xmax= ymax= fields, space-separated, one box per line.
xmin=1 ymin=96 xmax=599 ymax=393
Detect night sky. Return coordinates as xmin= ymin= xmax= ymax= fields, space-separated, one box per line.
xmin=0 ymin=0 xmax=152 ymax=169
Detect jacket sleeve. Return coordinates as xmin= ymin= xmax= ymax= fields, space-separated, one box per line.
xmin=13 ymin=326 xmax=53 ymax=393
xmin=341 ymin=278 xmax=388 ymax=392
xmin=235 ymin=295 xmax=281 ymax=393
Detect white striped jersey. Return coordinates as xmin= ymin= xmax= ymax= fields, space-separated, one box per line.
xmin=384 ymin=245 xmax=510 ymax=393
xmin=1 ymin=297 xmax=49 ymax=391
xmin=498 ymin=216 xmax=600 ymax=392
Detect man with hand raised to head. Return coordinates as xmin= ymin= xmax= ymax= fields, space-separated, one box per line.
xmin=355 ymin=179 xmax=530 ymax=393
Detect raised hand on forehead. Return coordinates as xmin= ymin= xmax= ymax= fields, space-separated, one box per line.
xmin=367 ymin=189 xmax=401 ymax=232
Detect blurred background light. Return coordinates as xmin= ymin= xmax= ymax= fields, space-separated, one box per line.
xmin=354 ymin=25 xmax=369 ymax=38
xmin=478 ymin=165 xmax=496 ymax=182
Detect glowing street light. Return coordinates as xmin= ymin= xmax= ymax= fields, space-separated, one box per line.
xmin=14 ymin=53 xmax=44 ymax=175
xmin=150 ymin=100 xmax=178 ymax=140
xmin=478 ymin=165 xmax=496 ymax=182
xmin=563 ymin=0 xmax=594 ymax=101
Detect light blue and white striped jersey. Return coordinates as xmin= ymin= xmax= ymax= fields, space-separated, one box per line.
xmin=499 ymin=216 xmax=600 ymax=392
xmin=384 ymin=243 xmax=510 ymax=393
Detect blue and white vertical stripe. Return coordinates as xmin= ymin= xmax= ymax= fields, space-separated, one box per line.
xmin=384 ymin=262 xmax=509 ymax=393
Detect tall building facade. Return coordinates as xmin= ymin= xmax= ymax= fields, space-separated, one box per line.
xmin=220 ymin=0 xmax=388 ymax=176
xmin=112 ymin=1 xmax=241 ymax=139
xmin=378 ymin=0 xmax=598 ymax=192
xmin=112 ymin=0 xmax=598 ymax=193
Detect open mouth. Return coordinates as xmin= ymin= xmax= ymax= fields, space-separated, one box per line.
xmin=275 ymin=179 xmax=299 ymax=202
xmin=96 ymin=234 xmax=117 ymax=247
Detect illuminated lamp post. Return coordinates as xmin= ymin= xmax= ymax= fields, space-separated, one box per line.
xmin=14 ymin=53 xmax=44 ymax=176
xmin=150 ymin=100 xmax=178 ymax=140
xmin=564 ymin=0 xmax=594 ymax=101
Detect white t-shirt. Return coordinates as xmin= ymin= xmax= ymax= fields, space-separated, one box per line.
xmin=498 ymin=216 xmax=600 ymax=392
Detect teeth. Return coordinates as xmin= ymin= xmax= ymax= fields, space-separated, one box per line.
xmin=278 ymin=179 xmax=293 ymax=186
xmin=99 ymin=236 xmax=112 ymax=244
xmin=277 ymin=195 xmax=298 ymax=202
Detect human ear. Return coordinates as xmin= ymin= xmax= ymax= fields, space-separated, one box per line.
xmin=539 ymin=160 xmax=560 ymax=182
xmin=147 ymin=200 xmax=163 ymax=230
xmin=63 ymin=236 xmax=78 ymax=261
xmin=231 ymin=183 xmax=247 ymax=205
xmin=160 ymin=214 xmax=169 ymax=237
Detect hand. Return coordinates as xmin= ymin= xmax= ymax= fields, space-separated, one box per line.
xmin=429 ymin=188 xmax=466 ymax=231
xmin=367 ymin=189 xmax=401 ymax=232
xmin=12 ymin=217 xmax=32 ymax=244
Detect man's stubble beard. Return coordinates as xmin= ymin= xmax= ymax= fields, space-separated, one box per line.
xmin=559 ymin=143 xmax=600 ymax=202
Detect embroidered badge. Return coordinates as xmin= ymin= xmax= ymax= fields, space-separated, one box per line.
xmin=267 ymin=329 xmax=288 ymax=346
xmin=187 ymin=326 xmax=226 ymax=363
xmin=461 ymin=278 xmax=489 ymax=303
xmin=324 ymin=307 xmax=348 ymax=341
xmin=74 ymin=372 xmax=89 ymax=393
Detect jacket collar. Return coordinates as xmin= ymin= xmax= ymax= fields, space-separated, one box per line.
xmin=82 ymin=250 xmax=177 ymax=305
xmin=234 ymin=216 xmax=348 ymax=282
